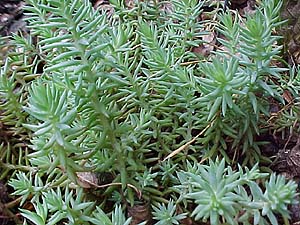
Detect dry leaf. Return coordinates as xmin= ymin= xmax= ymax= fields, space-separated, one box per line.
xmin=128 ymin=203 xmax=152 ymax=225
xmin=242 ymin=0 xmax=256 ymax=16
xmin=76 ymin=172 xmax=99 ymax=188
xmin=192 ymin=45 xmax=211 ymax=57
xmin=282 ymin=90 xmax=293 ymax=104
xmin=192 ymin=32 xmax=215 ymax=57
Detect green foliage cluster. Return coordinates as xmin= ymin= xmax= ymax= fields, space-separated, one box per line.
xmin=0 ymin=0 xmax=299 ymax=224
xmin=176 ymin=159 xmax=297 ymax=225
xmin=152 ymin=200 xmax=187 ymax=225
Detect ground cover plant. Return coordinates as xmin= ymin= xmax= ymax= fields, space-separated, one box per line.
xmin=0 ymin=0 xmax=300 ymax=224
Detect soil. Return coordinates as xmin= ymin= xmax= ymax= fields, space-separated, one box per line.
xmin=0 ymin=0 xmax=300 ymax=224
xmin=0 ymin=0 xmax=25 ymax=36
xmin=0 ymin=182 xmax=11 ymax=225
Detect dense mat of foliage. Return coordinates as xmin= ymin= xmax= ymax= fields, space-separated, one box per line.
xmin=1 ymin=0 xmax=300 ymax=224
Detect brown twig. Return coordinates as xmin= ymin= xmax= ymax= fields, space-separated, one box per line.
xmin=163 ymin=122 xmax=213 ymax=161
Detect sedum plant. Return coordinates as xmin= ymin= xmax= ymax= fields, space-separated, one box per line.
xmin=20 ymin=197 xmax=133 ymax=225
xmin=176 ymin=159 xmax=297 ymax=225
xmin=0 ymin=34 xmax=36 ymax=182
xmin=197 ymin=0 xmax=287 ymax=164
xmin=1 ymin=0 xmax=298 ymax=224
xmin=152 ymin=200 xmax=187 ymax=225
xmin=270 ymin=65 xmax=300 ymax=136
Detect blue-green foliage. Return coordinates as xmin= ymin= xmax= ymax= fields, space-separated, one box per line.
xmin=176 ymin=159 xmax=297 ymax=225
xmin=1 ymin=0 xmax=298 ymax=224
